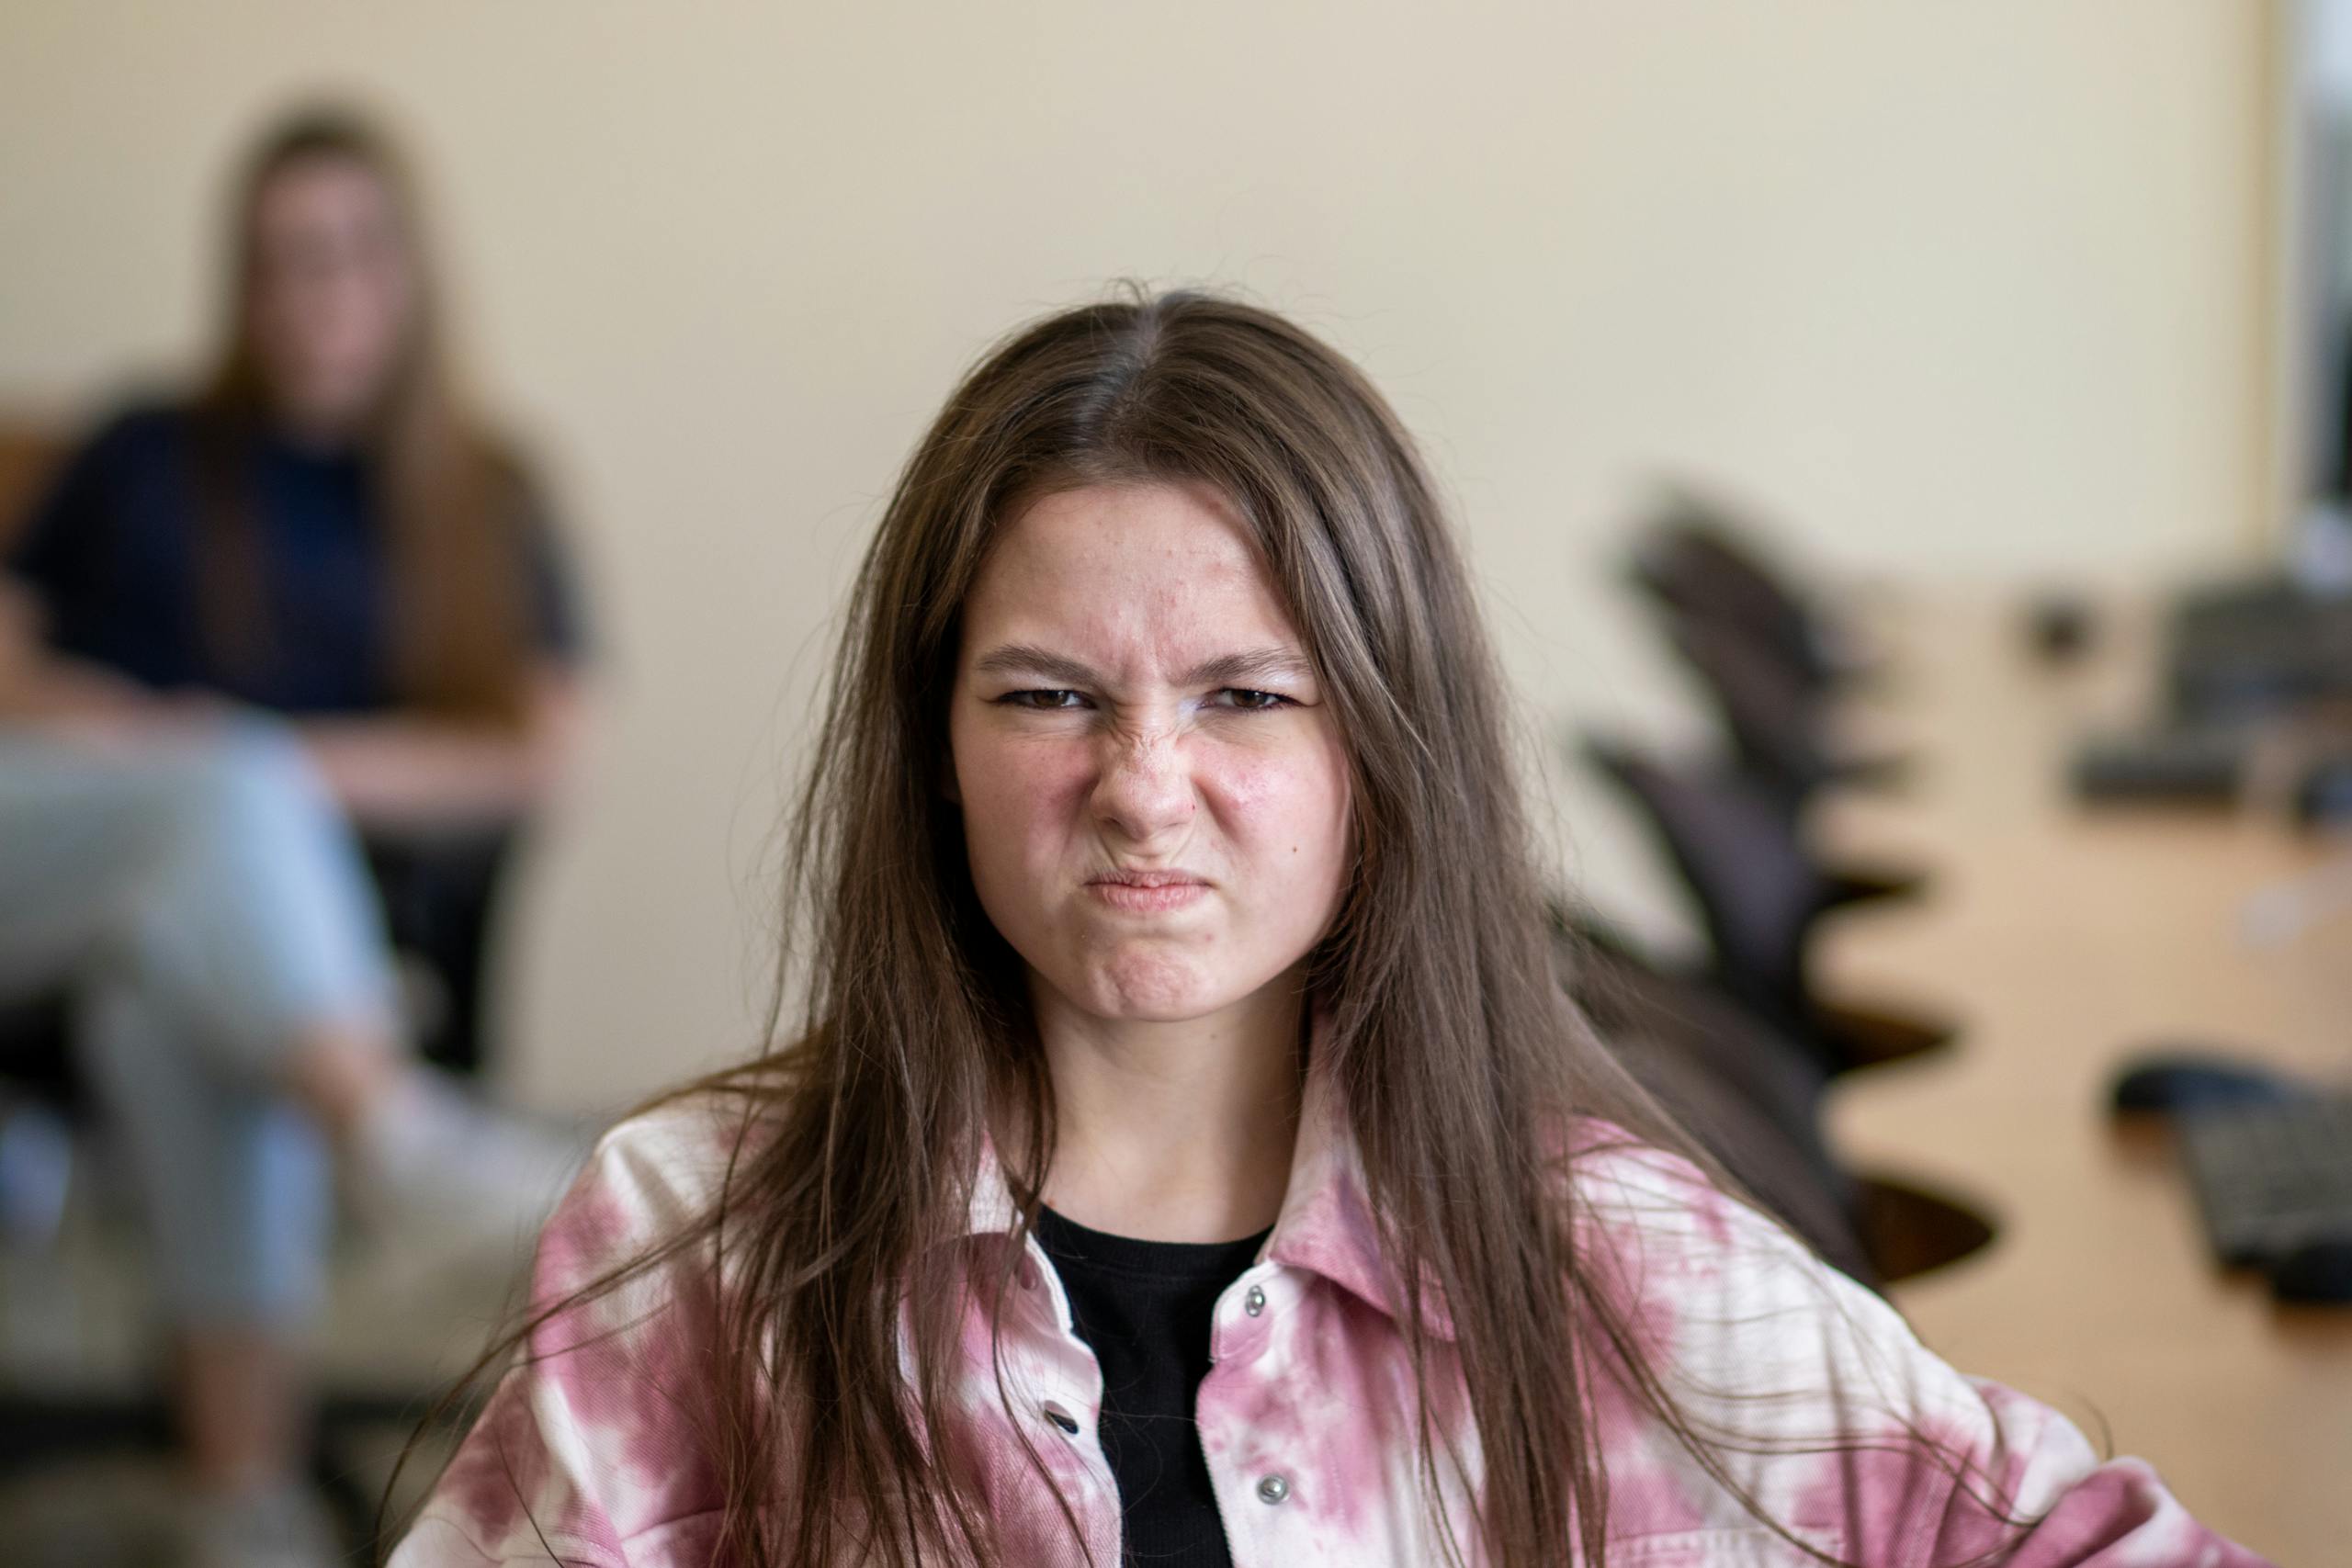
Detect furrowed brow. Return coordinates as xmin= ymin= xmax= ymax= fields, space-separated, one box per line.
xmin=968 ymin=644 xmax=1100 ymax=686
xmin=1179 ymin=649 xmax=1315 ymax=688
xmin=967 ymin=644 xmax=1314 ymax=689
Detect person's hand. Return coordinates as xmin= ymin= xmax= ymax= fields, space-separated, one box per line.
xmin=34 ymin=679 xmax=236 ymax=753
xmin=0 ymin=577 xmax=234 ymax=748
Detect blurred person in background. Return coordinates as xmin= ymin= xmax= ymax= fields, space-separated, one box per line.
xmin=0 ymin=106 xmax=593 ymax=1566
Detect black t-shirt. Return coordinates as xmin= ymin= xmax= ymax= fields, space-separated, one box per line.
xmin=6 ymin=400 xmax=589 ymax=715
xmin=1033 ymin=1205 xmax=1272 ymax=1568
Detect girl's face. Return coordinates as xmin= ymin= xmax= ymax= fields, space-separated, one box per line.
xmin=247 ymin=153 xmax=414 ymax=436
xmin=947 ymin=481 xmax=1354 ymax=1029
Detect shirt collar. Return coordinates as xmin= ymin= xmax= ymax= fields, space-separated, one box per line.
xmin=958 ymin=1003 xmax=1459 ymax=1341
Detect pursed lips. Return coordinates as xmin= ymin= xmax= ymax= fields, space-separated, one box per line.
xmin=1085 ymin=868 xmax=1211 ymax=912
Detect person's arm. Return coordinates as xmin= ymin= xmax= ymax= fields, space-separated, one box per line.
xmin=294 ymin=661 xmax=593 ymax=833
xmin=0 ymin=575 xmax=179 ymax=727
xmin=309 ymin=461 xmax=601 ymax=833
xmin=1 ymin=415 xmax=175 ymax=728
xmin=1570 ymin=1134 xmax=2274 ymax=1566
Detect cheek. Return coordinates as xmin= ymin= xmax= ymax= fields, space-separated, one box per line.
xmin=252 ymin=277 xmax=305 ymax=343
xmin=951 ymin=726 xmax=1091 ymax=875
xmin=356 ymin=264 xmax=412 ymax=346
xmin=1217 ymin=734 xmax=1353 ymax=896
xmin=322 ymin=270 xmax=401 ymax=354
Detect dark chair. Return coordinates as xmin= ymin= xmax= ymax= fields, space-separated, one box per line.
xmin=1578 ymin=736 xmax=1950 ymax=1075
xmin=1629 ymin=495 xmax=1878 ymax=695
xmin=1558 ymin=908 xmax=1996 ymax=1287
xmin=360 ymin=826 xmax=526 ymax=1077
xmin=1659 ymin=611 xmax=1910 ymax=813
xmin=0 ymin=821 xmax=526 ymax=1541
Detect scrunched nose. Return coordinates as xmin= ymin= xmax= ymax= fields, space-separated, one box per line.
xmin=1090 ymin=728 xmax=1196 ymax=844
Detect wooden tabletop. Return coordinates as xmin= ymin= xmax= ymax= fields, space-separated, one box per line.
xmin=1813 ymin=592 xmax=2352 ymax=1564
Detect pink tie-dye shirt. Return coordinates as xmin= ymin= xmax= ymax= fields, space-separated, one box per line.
xmin=390 ymin=1061 xmax=2269 ymax=1568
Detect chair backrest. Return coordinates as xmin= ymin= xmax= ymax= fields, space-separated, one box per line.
xmin=1581 ymin=737 xmax=1822 ymax=1019
xmin=361 ymin=826 xmax=526 ymax=1077
xmin=1632 ymin=509 xmax=1826 ymax=684
xmin=1663 ymin=611 xmax=1834 ymax=803
xmin=1659 ymin=610 xmax=1915 ymax=809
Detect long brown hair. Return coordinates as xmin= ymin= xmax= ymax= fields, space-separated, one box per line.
xmin=195 ymin=106 xmax=537 ymax=722
xmin=395 ymin=288 xmax=2023 ymax=1565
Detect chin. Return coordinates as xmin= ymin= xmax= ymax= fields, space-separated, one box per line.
xmin=1077 ymin=951 xmax=1231 ymax=1021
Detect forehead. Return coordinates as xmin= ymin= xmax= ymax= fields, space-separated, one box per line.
xmin=962 ymin=481 xmax=1300 ymax=667
xmin=254 ymin=156 xmax=396 ymax=232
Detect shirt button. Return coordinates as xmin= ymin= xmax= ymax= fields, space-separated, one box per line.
xmin=1018 ymin=1258 xmax=1041 ymax=1291
xmin=1042 ymin=1401 xmax=1080 ymax=1435
xmin=1244 ymin=1284 xmax=1267 ymax=1316
xmin=1255 ymin=1473 xmax=1290 ymax=1505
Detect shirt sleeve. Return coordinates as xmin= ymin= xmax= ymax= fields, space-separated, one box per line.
xmin=389 ymin=1102 xmax=738 ymax=1568
xmin=506 ymin=463 xmax=592 ymax=669
xmin=5 ymin=412 xmax=121 ymax=615
xmin=1569 ymin=1134 xmax=2276 ymax=1567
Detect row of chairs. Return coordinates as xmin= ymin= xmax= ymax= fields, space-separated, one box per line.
xmin=1566 ymin=492 xmax=1992 ymax=1290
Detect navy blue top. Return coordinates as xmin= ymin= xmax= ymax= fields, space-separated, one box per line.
xmin=6 ymin=401 xmax=587 ymax=716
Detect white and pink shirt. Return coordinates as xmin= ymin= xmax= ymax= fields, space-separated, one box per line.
xmin=391 ymin=1063 xmax=2268 ymax=1567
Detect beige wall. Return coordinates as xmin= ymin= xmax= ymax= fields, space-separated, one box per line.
xmin=0 ymin=2 xmax=2270 ymax=1111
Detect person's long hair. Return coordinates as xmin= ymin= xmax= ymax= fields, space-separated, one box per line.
xmin=195 ymin=106 xmax=538 ymax=721
xmin=393 ymin=288 xmax=2023 ymax=1566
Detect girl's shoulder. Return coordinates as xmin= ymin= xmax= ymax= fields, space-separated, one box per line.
xmin=1551 ymin=1114 xmax=1913 ymax=1410
xmin=397 ymin=1094 xmax=770 ymax=1566
xmin=531 ymin=1085 xmax=784 ymax=1300
xmin=1556 ymin=1113 xmax=1794 ymax=1258
xmin=1549 ymin=1124 xmax=2268 ymax=1563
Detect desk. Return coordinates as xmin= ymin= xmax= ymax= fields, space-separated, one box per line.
xmin=1814 ymin=592 xmax=2352 ymax=1564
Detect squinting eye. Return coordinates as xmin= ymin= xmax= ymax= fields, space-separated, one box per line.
xmin=1001 ymin=690 xmax=1088 ymax=710
xmin=1216 ymin=688 xmax=1293 ymax=712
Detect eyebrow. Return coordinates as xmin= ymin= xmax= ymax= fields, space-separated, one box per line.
xmin=968 ymin=643 xmax=1315 ymax=690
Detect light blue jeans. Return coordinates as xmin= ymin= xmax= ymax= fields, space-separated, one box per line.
xmin=0 ymin=715 xmax=397 ymax=1328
